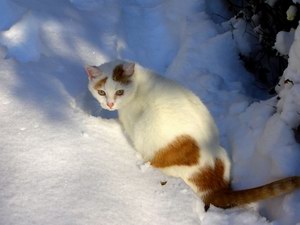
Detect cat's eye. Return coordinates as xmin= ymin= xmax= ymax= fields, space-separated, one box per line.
xmin=115 ymin=90 xmax=124 ymax=96
xmin=98 ymin=90 xmax=106 ymax=96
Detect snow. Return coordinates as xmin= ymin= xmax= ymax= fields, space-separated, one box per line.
xmin=0 ymin=12 xmax=41 ymax=62
xmin=0 ymin=1 xmax=299 ymax=225
xmin=0 ymin=0 xmax=24 ymax=31
xmin=265 ymin=0 xmax=279 ymax=7
xmin=274 ymin=29 xmax=295 ymax=56
xmin=287 ymin=5 xmax=298 ymax=21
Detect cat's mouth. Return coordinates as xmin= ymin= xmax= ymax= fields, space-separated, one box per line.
xmin=104 ymin=105 xmax=117 ymax=111
xmin=106 ymin=108 xmax=117 ymax=111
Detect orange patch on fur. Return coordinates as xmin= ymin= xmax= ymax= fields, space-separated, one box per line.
xmin=113 ymin=64 xmax=131 ymax=84
xmin=150 ymin=135 xmax=200 ymax=168
xmin=94 ymin=77 xmax=108 ymax=89
xmin=189 ymin=158 xmax=229 ymax=192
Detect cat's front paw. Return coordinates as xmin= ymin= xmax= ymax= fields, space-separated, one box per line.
xmin=136 ymin=161 xmax=151 ymax=172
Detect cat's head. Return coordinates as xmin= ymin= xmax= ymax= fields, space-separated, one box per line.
xmin=85 ymin=60 xmax=137 ymax=111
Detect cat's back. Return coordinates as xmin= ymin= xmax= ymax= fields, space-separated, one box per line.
xmin=120 ymin=68 xmax=220 ymax=160
xmin=148 ymin=76 xmax=218 ymax=140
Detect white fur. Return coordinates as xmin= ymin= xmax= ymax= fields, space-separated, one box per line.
xmin=87 ymin=60 xmax=231 ymax=186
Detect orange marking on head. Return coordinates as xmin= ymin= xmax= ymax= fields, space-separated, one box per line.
xmin=94 ymin=77 xmax=108 ymax=90
xmin=189 ymin=158 xmax=229 ymax=192
xmin=150 ymin=135 xmax=200 ymax=168
xmin=113 ymin=64 xmax=132 ymax=84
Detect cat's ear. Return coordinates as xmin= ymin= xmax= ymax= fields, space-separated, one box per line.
xmin=123 ymin=62 xmax=135 ymax=76
xmin=85 ymin=65 xmax=102 ymax=80
xmin=113 ymin=63 xmax=135 ymax=84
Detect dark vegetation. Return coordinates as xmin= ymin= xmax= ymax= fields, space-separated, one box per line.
xmin=225 ymin=0 xmax=300 ymax=93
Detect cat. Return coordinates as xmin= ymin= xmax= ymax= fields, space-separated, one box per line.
xmin=85 ymin=59 xmax=300 ymax=210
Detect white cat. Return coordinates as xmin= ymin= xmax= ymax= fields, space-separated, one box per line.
xmin=85 ymin=59 xmax=300 ymax=210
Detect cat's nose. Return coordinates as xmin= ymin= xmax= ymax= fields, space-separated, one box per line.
xmin=107 ymin=102 xmax=114 ymax=109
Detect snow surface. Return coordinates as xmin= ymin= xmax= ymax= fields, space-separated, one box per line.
xmin=0 ymin=0 xmax=299 ymax=225
xmin=275 ymin=29 xmax=295 ymax=56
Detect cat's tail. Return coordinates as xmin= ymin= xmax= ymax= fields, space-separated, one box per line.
xmin=203 ymin=176 xmax=300 ymax=210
